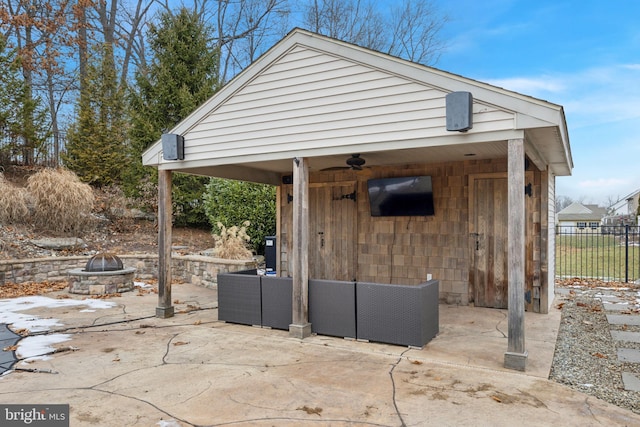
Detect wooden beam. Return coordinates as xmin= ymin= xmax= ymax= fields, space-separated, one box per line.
xmin=156 ymin=169 xmax=174 ymax=318
xmin=505 ymin=138 xmax=528 ymax=371
xmin=290 ymin=157 xmax=311 ymax=338
xmin=275 ymin=185 xmax=282 ymax=275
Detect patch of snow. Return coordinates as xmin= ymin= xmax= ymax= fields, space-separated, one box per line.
xmin=16 ymin=334 xmax=71 ymax=361
xmin=134 ymin=281 xmax=153 ymax=289
xmin=157 ymin=420 xmax=182 ymax=427
xmin=0 ymin=296 xmax=116 ymax=366
xmin=0 ymin=296 xmax=115 ymax=332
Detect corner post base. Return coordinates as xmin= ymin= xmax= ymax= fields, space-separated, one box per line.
xmin=289 ymin=323 xmax=312 ymax=339
xmin=156 ymin=306 xmax=175 ymax=319
xmin=504 ymin=350 xmax=528 ymax=371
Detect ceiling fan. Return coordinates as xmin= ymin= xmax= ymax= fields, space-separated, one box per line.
xmin=321 ymin=154 xmax=366 ymax=171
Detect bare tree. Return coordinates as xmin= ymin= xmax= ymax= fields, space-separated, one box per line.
xmin=0 ymin=0 xmax=75 ymax=164
xmin=90 ymin=0 xmax=152 ymax=82
xmin=301 ymin=0 xmax=447 ymax=66
xmin=555 ymin=195 xmax=574 ymax=213
xmin=302 ymin=0 xmax=385 ymax=51
xmin=115 ymin=0 xmax=155 ymax=85
xmin=226 ymin=0 xmax=291 ymax=74
xmin=386 ymin=0 xmax=448 ymax=64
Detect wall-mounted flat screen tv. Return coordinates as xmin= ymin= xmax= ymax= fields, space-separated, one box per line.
xmin=367 ymin=176 xmax=435 ymax=217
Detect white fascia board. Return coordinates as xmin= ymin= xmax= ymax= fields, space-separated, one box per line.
xmin=157 ymin=129 xmax=524 ymax=172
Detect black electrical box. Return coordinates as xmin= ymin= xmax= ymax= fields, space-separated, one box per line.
xmin=265 ymin=236 xmax=277 ymax=273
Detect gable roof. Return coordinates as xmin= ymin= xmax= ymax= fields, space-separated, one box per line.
xmin=609 ymin=188 xmax=640 ymax=208
xmin=142 ymin=28 xmax=572 ymax=184
xmin=557 ymin=202 xmax=607 ymax=221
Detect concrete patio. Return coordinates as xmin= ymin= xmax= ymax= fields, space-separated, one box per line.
xmin=1 ymin=282 xmax=639 ymax=426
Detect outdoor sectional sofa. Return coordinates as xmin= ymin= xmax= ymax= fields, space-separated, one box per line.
xmin=217 ymin=271 xmax=439 ymax=347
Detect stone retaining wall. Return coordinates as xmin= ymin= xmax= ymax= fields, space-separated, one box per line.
xmin=0 ymin=254 xmax=256 ymax=289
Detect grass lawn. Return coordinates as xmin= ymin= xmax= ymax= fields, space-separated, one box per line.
xmin=556 ymin=233 xmax=640 ymax=281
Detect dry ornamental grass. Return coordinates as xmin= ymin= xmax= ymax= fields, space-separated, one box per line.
xmin=213 ymin=221 xmax=253 ymax=259
xmin=26 ymin=168 xmax=94 ymax=234
xmin=0 ymin=173 xmax=30 ymax=224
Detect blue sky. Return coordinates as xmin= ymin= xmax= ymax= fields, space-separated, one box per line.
xmin=433 ymin=0 xmax=640 ymax=207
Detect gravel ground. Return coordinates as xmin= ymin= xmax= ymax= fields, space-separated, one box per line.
xmin=550 ymin=283 xmax=640 ymax=415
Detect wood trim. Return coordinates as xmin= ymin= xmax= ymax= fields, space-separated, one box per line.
xmin=308 ymin=181 xmax=357 ymax=188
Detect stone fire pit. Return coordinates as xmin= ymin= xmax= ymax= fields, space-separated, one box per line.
xmin=68 ymin=253 xmax=136 ymax=295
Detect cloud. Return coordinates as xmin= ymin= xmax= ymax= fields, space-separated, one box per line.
xmin=482 ymin=64 xmax=640 ymax=128
xmin=561 ymin=64 xmax=640 ymax=127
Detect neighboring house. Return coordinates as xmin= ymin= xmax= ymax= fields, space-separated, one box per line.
xmin=557 ymin=202 xmax=607 ymax=233
xmin=608 ymin=189 xmax=640 ymax=218
xmin=142 ymin=29 xmax=573 ymax=371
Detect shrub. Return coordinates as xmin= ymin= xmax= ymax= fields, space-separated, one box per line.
xmin=172 ymin=173 xmax=209 ymax=228
xmin=0 ymin=173 xmax=29 ymax=224
xmin=212 ymin=221 xmax=253 ymax=259
xmin=203 ymin=178 xmax=276 ymax=254
xmin=94 ymin=184 xmax=129 ymax=220
xmin=27 ymin=168 xmax=95 ymax=234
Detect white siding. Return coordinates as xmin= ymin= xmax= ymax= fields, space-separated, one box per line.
xmin=181 ymin=46 xmax=515 ymax=163
xmin=547 ymin=173 xmax=556 ymax=310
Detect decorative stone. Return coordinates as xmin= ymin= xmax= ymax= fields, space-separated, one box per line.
xmin=30 ymin=238 xmax=86 ymax=250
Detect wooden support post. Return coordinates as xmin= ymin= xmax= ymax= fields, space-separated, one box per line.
xmin=290 ymin=157 xmax=311 ymax=338
xmin=156 ymin=169 xmax=174 ymax=318
xmin=505 ymin=138 xmax=527 ymax=370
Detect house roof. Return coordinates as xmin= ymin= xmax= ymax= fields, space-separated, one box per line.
xmin=609 ymin=188 xmax=640 ymax=210
xmin=557 ymin=202 xmax=607 ymax=221
xmin=142 ymin=28 xmax=573 ymax=185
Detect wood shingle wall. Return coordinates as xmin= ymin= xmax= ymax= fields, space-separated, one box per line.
xmin=278 ymin=157 xmax=544 ymax=308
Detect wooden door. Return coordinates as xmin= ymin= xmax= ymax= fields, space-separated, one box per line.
xmin=469 ymin=173 xmax=534 ymax=309
xmin=280 ymin=182 xmax=357 ymax=281
xmin=309 ymin=182 xmax=357 ymax=281
xmin=470 ymin=175 xmax=509 ymax=308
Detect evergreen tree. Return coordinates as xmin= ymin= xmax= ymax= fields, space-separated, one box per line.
xmin=127 ymin=7 xmax=220 ymax=227
xmin=63 ymin=43 xmax=128 ymax=186
xmin=0 ymin=35 xmax=49 ymax=165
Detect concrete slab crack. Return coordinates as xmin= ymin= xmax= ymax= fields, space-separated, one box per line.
xmin=495 ymin=311 xmax=507 ymax=338
xmin=389 ymin=348 xmax=410 ymax=427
